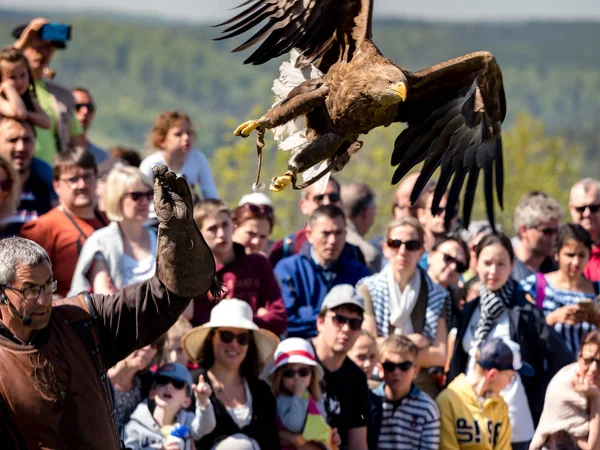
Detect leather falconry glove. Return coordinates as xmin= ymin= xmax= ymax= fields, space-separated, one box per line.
xmin=152 ymin=166 xmax=222 ymax=298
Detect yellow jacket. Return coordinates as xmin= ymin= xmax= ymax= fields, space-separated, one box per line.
xmin=436 ymin=374 xmax=511 ymax=450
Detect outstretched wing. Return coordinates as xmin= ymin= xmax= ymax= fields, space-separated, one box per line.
xmin=215 ymin=0 xmax=373 ymax=71
xmin=392 ymin=51 xmax=506 ymax=229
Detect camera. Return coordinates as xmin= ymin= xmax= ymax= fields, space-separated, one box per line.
xmin=40 ymin=23 xmax=71 ymax=43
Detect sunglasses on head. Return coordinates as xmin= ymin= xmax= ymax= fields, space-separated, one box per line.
xmin=331 ymin=313 xmax=363 ymax=331
xmin=240 ymin=202 xmax=274 ymax=219
xmin=218 ymin=330 xmax=251 ymax=346
xmin=125 ymin=191 xmax=153 ymax=202
xmin=382 ymin=360 xmax=415 ymax=373
xmin=75 ymin=102 xmax=95 ymax=113
xmin=282 ymin=367 xmax=312 ymax=379
xmin=386 ymin=239 xmax=422 ymax=251
xmin=0 ymin=178 xmax=13 ymax=192
xmin=574 ymin=204 xmax=600 ymax=214
xmin=155 ymin=375 xmax=187 ymax=390
xmin=313 ymin=193 xmax=341 ymax=203
xmin=441 ymin=252 xmax=467 ymax=273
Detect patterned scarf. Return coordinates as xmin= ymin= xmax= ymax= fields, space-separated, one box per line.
xmin=474 ymin=277 xmax=517 ymax=344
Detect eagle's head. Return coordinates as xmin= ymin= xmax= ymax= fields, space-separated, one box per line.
xmin=369 ymin=64 xmax=407 ymax=106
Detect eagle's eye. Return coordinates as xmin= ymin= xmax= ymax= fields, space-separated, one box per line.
xmin=387 ymin=80 xmax=393 ymax=85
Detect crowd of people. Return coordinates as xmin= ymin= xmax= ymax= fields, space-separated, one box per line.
xmin=1 ymin=16 xmax=600 ymax=450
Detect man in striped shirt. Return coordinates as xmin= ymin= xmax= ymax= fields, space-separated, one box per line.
xmin=373 ymin=335 xmax=441 ymax=449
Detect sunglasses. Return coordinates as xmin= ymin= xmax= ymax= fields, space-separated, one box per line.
xmin=218 ymin=330 xmax=251 ymax=346
xmin=331 ymin=313 xmax=363 ymax=331
xmin=75 ymin=102 xmax=95 ymax=113
xmin=312 ymin=193 xmax=341 ymax=204
xmin=441 ymin=252 xmax=467 ymax=273
xmin=125 ymin=191 xmax=153 ymax=202
xmin=282 ymin=367 xmax=312 ymax=379
xmin=536 ymin=227 xmax=559 ymax=236
xmin=240 ymin=202 xmax=274 ymax=219
xmin=0 ymin=178 xmax=13 ymax=192
xmin=581 ymin=357 xmax=600 ymax=367
xmin=574 ymin=204 xmax=600 ymax=214
xmin=381 ymin=360 xmax=415 ymax=373
xmin=386 ymin=239 xmax=422 ymax=251
xmin=155 ymin=375 xmax=187 ymax=390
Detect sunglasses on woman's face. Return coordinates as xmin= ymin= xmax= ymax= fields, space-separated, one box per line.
xmin=581 ymin=356 xmax=600 ymax=367
xmin=441 ymin=252 xmax=467 ymax=273
xmin=386 ymin=239 xmax=422 ymax=251
xmin=282 ymin=367 xmax=312 ymax=379
xmin=125 ymin=191 xmax=153 ymax=202
xmin=218 ymin=330 xmax=251 ymax=346
xmin=155 ymin=376 xmax=187 ymax=390
xmin=241 ymin=202 xmax=274 ymax=219
xmin=381 ymin=360 xmax=415 ymax=373
xmin=330 ymin=313 xmax=363 ymax=331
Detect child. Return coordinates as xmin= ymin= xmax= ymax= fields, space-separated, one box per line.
xmin=163 ymin=316 xmax=196 ymax=369
xmin=0 ymin=47 xmax=50 ymax=129
xmin=436 ymin=338 xmax=532 ymax=449
xmin=372 ymin=335 xmax=441 ymax=450
xmin=139 ymin=110 xmax=218 ymax=203
xmin=124 ymin=362 xmax=202 ymax=450
xmin=269 ymin=338 xmax=338 ymax=450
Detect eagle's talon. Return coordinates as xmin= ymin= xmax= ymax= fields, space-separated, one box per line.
xmin=234 ymin=120 xmax=260 ymax=138
xmin=270 ymin=174 xmax=293 ymax=192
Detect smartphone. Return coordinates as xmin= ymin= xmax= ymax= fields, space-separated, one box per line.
xmin=40 ymin=24 xmax=72 ymax=43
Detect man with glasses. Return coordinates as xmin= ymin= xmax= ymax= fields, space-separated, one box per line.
xmin=275 ymin=205 xmax=370 ymax=338
xmin=72 ymin=87 xmax=109 ymax=164
xmin=269 ymin=177 xmax=366 ymax=267
xmin=569 ymin=179 xmax=600 ymax=281
xmin=20 ymin=147 xmax=108 ymax=297
xmin=306 ymin=284 xmax=369 ymax=450
xmin=13 ymin=18 xmax=85 ymax=164
xmin=512 ymin=191 xmax=563 ymax=282
xmin=0 ymin=117 xmax=55 ymax=235
xmin=0 ymin=166 xmax=218 ymax=449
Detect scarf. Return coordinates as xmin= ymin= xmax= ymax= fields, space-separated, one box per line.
xmin=387 ymin=267 xmax=421 ymax=335
xmin=473 ymin=277 xmax=517 ymax=344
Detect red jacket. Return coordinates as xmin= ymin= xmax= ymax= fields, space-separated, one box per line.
xmin=585 ymin=244 xmax=600 ymax=281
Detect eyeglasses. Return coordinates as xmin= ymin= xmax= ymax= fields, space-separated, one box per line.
xmin=386 ymin=239 xmax=422 ymax=251
xmin=0 ymin=178 xmax=13 ymax=192
xmin=154 ymin=376 xmax=187 ymax=391
xmin=381 ymin=360 xmax=415 ymax=373
xmin=60 ymin=172 xmax=96 ymax=186
xmin=441 ymin=252 xmax=467 ymax=273
xmin=75 ymin=102 xmax=95 ymax=113
xmin=535 ymin=227 xmax=559 ymax=236
xmin=218 ymin=330 xmax=251 ymax=346
xmin=239 ymin=202 xmax=274 ymax=219
xmin=574 ymin=204 xmax=600 ymax=214
xmin=330 ymin=313 xmax=363 ymax=331
xmin=312 ymin=193 xmax=341 ymax=204
xmin=282 ymin=367 xmax=312 ymax=379
xmin=0 ymin=279 xmax=57 ymax=302
xmin=125 ymin=191 xmax=153 ymax=202
xmin=581 ymin=356 xmax=600 ymax=367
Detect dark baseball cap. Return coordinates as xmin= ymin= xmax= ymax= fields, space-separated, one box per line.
xmin=155 ymin=362 xmax=193 ymax=395
xmin=11 ymin=24 xmax=67 ymax=50
xmin=477 ymin=338 xmax=534 ymax=377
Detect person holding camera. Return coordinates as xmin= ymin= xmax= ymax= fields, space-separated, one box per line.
xmin=12 ymin=17 xmax=86 ymax=164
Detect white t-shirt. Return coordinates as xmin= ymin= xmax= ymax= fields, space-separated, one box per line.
xmin=139 ymin=149 xmax=219 ymax=200
xmin=121 ymin=230 xmax=157 ymax=287
xmin=462 ymin=306 xmax=535 ymax=443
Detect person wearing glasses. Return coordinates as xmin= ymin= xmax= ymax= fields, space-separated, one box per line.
xmin=427 ymin=235 xmax=470 ymax=290
xmin=358 ymin=217 xmax=449 ymax=399
xmin=448 ymin=232 xmax=573 ymax=450
xmin=20 ymin=147 xmax=108 ymax=297
xmin=371 ymin=334 xmax=440 ymax=450
xmin=521 ymin=224 xmax=600 ymax=356
xmin=68 ymin=166 xmax=156 ymax=295
xmin=569 ymin=179 xmax=600 ymax=282
xmin=437 ymin=338 xmax=531 ymax=450
xmin=72 ymin=87 xmax=109 ymax=165
xmin=512 ymin=191 xmax=563 ymax=282
xmin=182 ymin=299 xmax=280 ymax=449
xmin=531 ymin=330 xmax=600 ymax=450
xmin=232 ymin=198 xmax=275 ymax=255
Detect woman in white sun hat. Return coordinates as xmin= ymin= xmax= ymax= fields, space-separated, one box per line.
xmin=182 ymin=299 xmax=280 ymax=450
xmin=269 ymin=337 xmax=340 ymax=450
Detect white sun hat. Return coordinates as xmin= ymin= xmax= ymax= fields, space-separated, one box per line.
xmin=268 ymin=337 xmax=324 ymax=380
xmin=238 ymin=192 xmax=274 ymax=207
xmin=182 ymin=299 xmax=279 ymax=367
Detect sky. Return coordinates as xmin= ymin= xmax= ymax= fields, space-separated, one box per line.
xmin=3 ymin=0 xmax=600 ymax=23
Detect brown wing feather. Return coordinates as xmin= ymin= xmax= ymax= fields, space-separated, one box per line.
xmin=215 ymin=0 xmax=373 ymax=72
xmin=392 ymin=51 xmax=506 ymax=229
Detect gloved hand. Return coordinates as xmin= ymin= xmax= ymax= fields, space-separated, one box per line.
xmin=152 ymin=166 xmax=220 ymax=298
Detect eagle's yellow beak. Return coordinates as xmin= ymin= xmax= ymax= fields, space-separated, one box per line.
xmin=395 ymin=82 xmax=407 ymax=101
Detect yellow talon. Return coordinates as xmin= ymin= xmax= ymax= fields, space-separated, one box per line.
xmin=234 ymin=120 xmax=260 ymax=138
xmin=270 ymin=174 xmax=293 ymax=192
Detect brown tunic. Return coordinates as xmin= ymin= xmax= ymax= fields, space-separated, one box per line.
xmin=0 ymin=276 xmax=190 ymax=449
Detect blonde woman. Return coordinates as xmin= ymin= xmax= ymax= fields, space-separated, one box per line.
xmin=68 ymin=166 xmax=156 ymax=295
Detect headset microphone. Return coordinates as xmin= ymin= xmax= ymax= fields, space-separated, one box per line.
xmin=1 ymin=292 xmax=32 ymax=326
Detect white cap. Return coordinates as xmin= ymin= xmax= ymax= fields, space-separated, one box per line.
xmin=268 ymin=337 xmax=324 ymax=380
xmin=238 ymin=192 xmax=274 ymax=207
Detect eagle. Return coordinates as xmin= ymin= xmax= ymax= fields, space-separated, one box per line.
xmin=217 ymin=0 xmax=506 ymax=228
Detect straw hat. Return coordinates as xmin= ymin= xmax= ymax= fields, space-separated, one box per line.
xmin=182 ymin=299 xmax=279 ymax=367
xmin=268 ymin=337 xmax=324 ymax=380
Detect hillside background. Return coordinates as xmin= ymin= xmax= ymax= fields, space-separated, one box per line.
xmin=1 ymin=10 xmax=598 ymax=236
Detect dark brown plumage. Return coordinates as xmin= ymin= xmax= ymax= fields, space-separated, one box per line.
xmin=219 ymin=0 xmax=506 ymax=228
